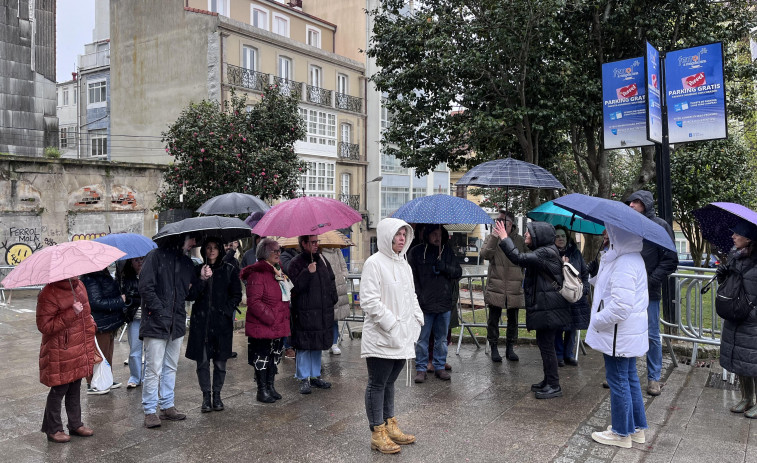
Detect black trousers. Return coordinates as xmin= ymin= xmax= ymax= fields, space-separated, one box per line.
xmin=536 ymin=329 xmax=560 ymax=387
xmin=41 ymin=378 xmax=83 ymax=434
xmin=365 ymin=357 xmax=405 ymax=430
xmin=486 ymin=305 xmax=519 ymax=344
xmin=196 ymin=346 xmax=227 ymax=393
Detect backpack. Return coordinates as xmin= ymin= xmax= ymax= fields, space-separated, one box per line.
xmin=714 ymin=264 xmax=755 ymax=323
xmin=544 ymin=259 xmax=584 ymax=304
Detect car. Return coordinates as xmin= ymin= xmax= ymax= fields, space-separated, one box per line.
xmin=678 ymin=253 xmax=720 ymax=268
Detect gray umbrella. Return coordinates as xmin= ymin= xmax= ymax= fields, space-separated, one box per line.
xmin=456 ymin=157 xmax=564 ymax=189
xmin=196 ymin=193 xmax=270 ymax=215
xmin=152 ymin=216 xmax=252 ymax=246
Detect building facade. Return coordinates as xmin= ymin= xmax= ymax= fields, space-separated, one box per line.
xmin=56 ymin=77 xmax=78 ymax=158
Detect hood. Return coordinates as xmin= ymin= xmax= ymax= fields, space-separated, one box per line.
xmin=526 ymin=221 xmax=556 ymax=249
xmin=422 ymin=223 xmax=450 ymax=249
xmin=605 ymin=223 xmax=643 ymax=255
xmin=625 ymin=190 xmax=656 ymax=219
xmin=377 ymin=218 xmax=414 ymax=258
xmin=200 ymin=236 xmax=225 ymax=268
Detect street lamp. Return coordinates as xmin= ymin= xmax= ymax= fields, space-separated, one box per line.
xmin=363 ymin=176 xmax=383 ymax=230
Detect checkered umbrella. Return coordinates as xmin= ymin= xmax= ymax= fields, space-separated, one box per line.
xmin=456 ymin=157 xmax=565 ymax=189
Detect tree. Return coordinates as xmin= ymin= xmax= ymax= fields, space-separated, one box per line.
xmin=156 ymin=87 xmax=306 ymax=212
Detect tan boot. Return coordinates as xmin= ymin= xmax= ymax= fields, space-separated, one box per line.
xmin=385 ymin=416 xmax=416 ymax=444
xmin=370 ymin=423 xmax=401 ymax=454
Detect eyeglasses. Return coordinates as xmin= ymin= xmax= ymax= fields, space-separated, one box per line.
xmin=271 ymin=249 xmax=282 ymax=254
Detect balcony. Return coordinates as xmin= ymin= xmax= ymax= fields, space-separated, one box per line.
xmin=227 ymin=64 xmax=270 ymax=92
xmin=339 ymin=194 xmax=361 ymax=211
xmin=335 ymin=93 xmax=363 ymax=113
xmin=78 ymin=50 xmax=109 ymax=70
xmin=306 ymin=85 xmax=332 ymax=107
xmin=337 ymin=142 xmax=362 ymax=162
xmin=273 ymin=76 xmax=302 ymax=99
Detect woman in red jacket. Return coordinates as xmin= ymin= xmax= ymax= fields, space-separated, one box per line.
xmin=240 ymin=238 xmax=292 ymax=403
xmin=37 ymin=277 xmax=99 ymax=443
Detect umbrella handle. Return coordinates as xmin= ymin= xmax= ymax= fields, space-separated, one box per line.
xmin=701 ymin=275 xmax=716 ymax=295
xmin=68 ymin=278 xmax=78 ymax=302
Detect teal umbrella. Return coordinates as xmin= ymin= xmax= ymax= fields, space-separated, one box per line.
xmin=527 ymin=201 xmax=605 ymax=235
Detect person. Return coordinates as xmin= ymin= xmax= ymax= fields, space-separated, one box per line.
xmin=717 ymin=222 xmax=757 ymax=418
xmin=360 ymin=218 xmax=423 ymax=454
xmin=321 ymin=247 xmax=350 ymax=355
xmin=223 ymin=240 xmax=240 ymax=269
xmin=588 ymin=224 xmax=649 ymax=449
xmin=493 ymin=219 xmax=569 ymax=399
xmin=185 ymin=238 xmax=242 ymax=412
xmin=409 ymin=224 xmax=462 ymax=382
xmin=288 ymin=235 xmax=338 ymax=394
xmin=118 ymin=257 xmax=145 ymax=389
xmin=37 ymin=277 xmax=97 ymax=443
xmin=625 ymin=190 xmax=679 ymax=396
xmin=279 ymin=246 xmax=300 ymax=360
xmin=139 ymin=233 xmax=211 ymax=429
xmin=553 ymin=225 xmax=590 ymax=367
xmin=240 ymin=238 xmax=292 ymax=403
xmin=80 ymin=267 xmax=127 ymax=393
xmin=481 ymin=210 xmax=526 ymax=362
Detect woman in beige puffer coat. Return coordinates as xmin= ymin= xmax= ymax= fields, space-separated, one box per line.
xmin=321 ymin=247 xmax=350 ymax=354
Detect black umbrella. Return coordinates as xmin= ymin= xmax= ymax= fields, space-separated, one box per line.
xmin=152 ymin=216 xmax=252 ymax=246
xmin=196 ymin=193 xmax=270 ymax=215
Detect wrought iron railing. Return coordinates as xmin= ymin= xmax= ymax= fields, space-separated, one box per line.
xmin=335 ymin=93 xmax=363 ymax=113
xmin=227 ymin=64 xmax=270 ymax=92
xmin=339 ymin=194 xmax=361 ymax=211
xmin=337 ymin=142 xmax=361 ymax=161
xmin=273 ymin=76 xmax=302 ymax=99
xmin=306 ymin=85 xmax=332 ymax=106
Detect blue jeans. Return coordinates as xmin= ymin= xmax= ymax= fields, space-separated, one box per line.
xmin=647 ymin=300 xmax=662 ymax=381
xmin=554 ymin=330 xmax=576 ymax=360
xmin=127 ymin=320 xmax=144 ymax=385
xmin=333 ymin=322 xmax=340 ymax=345
xmin=295 ymin=349 xmax=322 ymax=380
xmin=604 ymin=355 xmax=648 ymax=436
xmin=415 ymin=311 xmax=451 ymax=372
xmin=142 ymin=336 xmax=183 ymax=414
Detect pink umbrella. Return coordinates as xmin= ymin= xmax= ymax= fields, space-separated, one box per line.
xmin=252 ymin=196 xmax=362 ymax=238
xmin=1 ymin=240 xmax=126 ymax=289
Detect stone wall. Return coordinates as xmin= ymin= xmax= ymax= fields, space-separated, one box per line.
xmin=0 ymin=155 xmax=165 ymax=265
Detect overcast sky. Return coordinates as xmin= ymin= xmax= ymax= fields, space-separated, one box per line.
xmin=56 ymin=0 xmax=96 ymax=82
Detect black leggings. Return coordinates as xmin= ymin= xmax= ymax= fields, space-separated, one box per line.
xmin=365 ymin=357 xmax=405 ymax=430
xmin=536 ymin=329 xmax=559 ymax=387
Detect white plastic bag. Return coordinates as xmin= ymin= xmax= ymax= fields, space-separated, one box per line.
xmin=90 ymin=337 xmax=113 ymax=392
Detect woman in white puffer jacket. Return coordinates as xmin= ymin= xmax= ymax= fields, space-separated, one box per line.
xmin=587 ymin=224 xmax=649 ymax=450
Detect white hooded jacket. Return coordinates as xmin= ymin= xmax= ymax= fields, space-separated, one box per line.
xmin=585 ymin=224 xmax=649 ymax=358
xmin=360 ymin=218 xmax=424 ymax=359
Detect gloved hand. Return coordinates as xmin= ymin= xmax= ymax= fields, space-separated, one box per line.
xmin=433 ymin=259 xmax=447 ymax=275
xmin=716 ymin=264 xmax=729 ymax=284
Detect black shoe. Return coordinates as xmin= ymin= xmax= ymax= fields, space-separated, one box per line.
xmin=530 ymin=380 xmax=547 ymax=392
xmin=212 ymin=391 xmax=224 ymax=411
xmin=299 ymin=379 xmax=312 ymax=395
xmin=230 ymin=351 xmax=238 ymax=359
xmin=505 ymin=342 xmax=519 ymax=362
xmin=201 ymin=392 xmax=212 ymax=413
xmin=255 ymin=370 xmax=275 ymax=403
xmin=535 ymin=385 xmax=563 ymax=399
xmin=564 ymin=357 xmax=578 ymax=366
xmin=310 ymin=377 xmax=331 ymax=389
xmin=490 ymin=344 xmax=502 ymax=363
xmin=266 ymin=367 xmax=281 ymax=400
xmin=558 ymin=359 xmax=566 ymax=367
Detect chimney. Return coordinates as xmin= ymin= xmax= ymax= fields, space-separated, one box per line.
xmin=72 ymin=72 xmax=78 ymax=81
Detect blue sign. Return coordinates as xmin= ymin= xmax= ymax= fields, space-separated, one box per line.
xmin=664 ymin=42 xmax=727 ymax=144
xmin=645 ymin=42 xmax=663 ymax=143
xmin=602 ymin=57 xmax=654 ymax=149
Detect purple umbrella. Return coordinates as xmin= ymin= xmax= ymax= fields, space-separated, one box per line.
xmin=692 ymin=202 xmax=757 ymax=253
xmin=245 ymin=211 xmax=265 ymax=230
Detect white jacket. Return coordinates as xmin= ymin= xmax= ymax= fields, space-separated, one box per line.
xmin=585 ymin=224 xmax=649 ymax=358
xmin=360 ymin=218 xmax=424 ymax=359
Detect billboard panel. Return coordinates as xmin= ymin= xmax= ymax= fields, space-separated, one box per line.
xmin=602 ymin=57 xmax=654 ymax=149
xmin=645 ymin=42 xmax=663 ymax=143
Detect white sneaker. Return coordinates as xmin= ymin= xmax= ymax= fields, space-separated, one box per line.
xmin=607 ymin=425 xmax=645 ymax=443
xmin=86 ymin=386 xmax=110 ymax=395
xmin=330 ymin=344 xmax=342 ymax=355
xmin=111 ymin=382 xmax=122 ymax=389
xmin=591 ymin=429 xmax=632 ymax=448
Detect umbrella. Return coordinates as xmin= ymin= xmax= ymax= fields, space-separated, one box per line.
xmin=553 ymin=193 xmax=676 ymax=252
xmin=152 ymin=216 xmax=252 ymax=247
xmin=456 ymin=157 xmax=565 ymax=190
xmin=196 ymin=192 xmax=270 ymax=215
xmin=275 ymin=230 xmax=355 ymax=249
xmin=391 ymin=194 xmax=493 ymax=225
xmin=1 ymin=241 xmax=125 ymax=289
xmin=252 ymin=196 xmax=362 ymax=238
xmin=94 ymin=233 xmax=157 ymax=260
xmin=245 ymin=211 xmax=266 ymax=230
xmin=527 ymin=201 xmax=605 ymax=235
xmin=692 ymin=202 xmax=757 ymax=254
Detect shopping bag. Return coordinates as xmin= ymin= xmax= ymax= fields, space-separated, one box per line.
xmin=90 ymin=337 xmax=113 ymax=392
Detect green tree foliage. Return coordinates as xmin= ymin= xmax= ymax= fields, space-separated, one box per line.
xmin=157 ymin=87 xmax=306 ymax=211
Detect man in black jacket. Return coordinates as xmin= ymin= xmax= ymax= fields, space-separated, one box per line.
xmin=625 ymin=190 xmax=679 ymax=396
xmin=409 ymin=225 xmax=462 ymax=383
xmin=138 ymin=233 xmax=211 ymax=428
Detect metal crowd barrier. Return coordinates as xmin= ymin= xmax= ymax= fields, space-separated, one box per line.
xmin=0 ymin=265 xmax=45 ymax=305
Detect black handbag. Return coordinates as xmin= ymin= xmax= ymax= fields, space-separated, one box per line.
xmin=713 ymin=266 xmax=755 ymax=323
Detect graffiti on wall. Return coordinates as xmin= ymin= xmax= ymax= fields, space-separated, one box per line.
xmin=67 ymin=211 xmax=144 ymax=242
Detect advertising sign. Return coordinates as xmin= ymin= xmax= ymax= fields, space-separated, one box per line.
xmin=645 ymin=42 xmax=663 ymax=143
xmin=664 ymin=42 xmax=727 ymax=144
xmin=602 ymin=57 xmax=654 ymax=149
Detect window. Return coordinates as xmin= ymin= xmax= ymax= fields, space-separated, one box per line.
xmin=60 ymin=127 xmax=68 ymax=148
xmin=73 ymin=87 xmax=77 ymax=104
xmin=306 ymin=26 xmax=321 ymax=48
xmin=273 ymin=14 xmax=289 ymax=37
xmin=90 ymin=129 xmax=107 ymax=158
xmin=675 ymin=231 xmax=688 ymax=255
xmin=208 ymin=0 xmax=229 ymax=16
xmin=337 ymin=74 xmax=348 ymax=95
xmin=88 ymin=80 xmax=106 ymax=106
xmin=63 ymin=88 xmax=69 ymax=106
xmin=340 ymin=123 xmax=351 ymax=143
xmin=380 ymin=101 xmax=392 ymax=132
xmin=300 ymin=161 xmax=335 ymax=197
xmin=251 ymin=6 xmax=269 ymax=30
xmin=242 ymin=46 xmax=257 ymax=72
xmin=341 ymin=173 xmax=351 ymax=196
xmin=299 ymin=108 xmax=337 ymax=146
xmin=381 ymin=152 xmax=407 ymax=174
xmin=381 ymin=186 xmax=409 ymax=219
xmin=412 ymin=186 xmax=427 ymax=199
xmin=310 ymin=65 xmax=322 ymax=88
xmin=58 ymin=89 xmax=62 ymax=106
xmin=278 ymin=56 xmax=292 ymax=79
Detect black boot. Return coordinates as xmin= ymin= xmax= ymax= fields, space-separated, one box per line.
xmin=266 ymin=367 xmax=281 ymax=400
xmin=212 ymin=391 xmax=224 ymax=411
xmin=201 ymin=392 xmax=212 ymax=413
xmin=255 ymin=370 xmax=275 ymax=403
xmin=490 ymin=343 xmax=502 ymax=363
xmin=505 ymin=342 xmax=519 ymax=362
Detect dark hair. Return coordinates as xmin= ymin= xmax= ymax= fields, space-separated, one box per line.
xmin=554 ymin=225 xmax=576 ymax=247
xmin=200 ymin=237 xmax=224 ymax=267
xmin=298 ymin=234 xmax=316 ymax=251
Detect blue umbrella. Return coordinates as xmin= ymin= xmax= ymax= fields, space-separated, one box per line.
xmin=553 ymin=193 xmax=676 ymax=252
xmin=692 ymin=202 xmax=757 ymax=254
xmin=456 ymin=157 xmax=565 ymax=190
xmin=527 ymin=201 xmax=606 ymax=235
xmin=391 ymin=194 xmax=493 ymax=225
xmin=94 ymin=233 xmax=157 ymax=261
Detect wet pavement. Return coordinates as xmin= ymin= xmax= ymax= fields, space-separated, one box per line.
xmin=0 ymin=294 xmax=754 ymax=462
